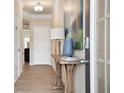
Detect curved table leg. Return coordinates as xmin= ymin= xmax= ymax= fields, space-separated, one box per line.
xmin=62 ymin=64 xmax=75 ymax=93
xmin=52 ymin=59 xmax=64 ymax=89
xmin=62 ymin=65 xmax=68 ymax=93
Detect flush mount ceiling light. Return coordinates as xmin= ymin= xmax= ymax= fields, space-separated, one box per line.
xmin=33 ymin=2 xmax=44 ymax=12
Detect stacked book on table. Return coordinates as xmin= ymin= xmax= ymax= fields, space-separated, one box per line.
xmin=61 ymin=56 xmax=81 ymax=61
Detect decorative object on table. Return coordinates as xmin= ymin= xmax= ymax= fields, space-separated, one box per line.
xmin=63 ymin=29 xmax=74 ymax=57
xmin=50 ymin=28 xmax=65 ymax=55
xmin=50 ymin=28 xmax=65 ymax=40
xmin=61 ymin=56 xmax=81 ymax=61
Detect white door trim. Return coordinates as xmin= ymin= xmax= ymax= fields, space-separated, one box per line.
xmin=90 ymin=0 xmax=97 ymax=93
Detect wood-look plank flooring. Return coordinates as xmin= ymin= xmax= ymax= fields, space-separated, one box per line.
xmin=14 ymin=64 xmax=64 ymax=93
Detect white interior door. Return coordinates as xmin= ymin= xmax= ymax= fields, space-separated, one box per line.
xmin=96 ymin=0 xmax=110 ymax=93
xmin=14 ymin=0 xmax=23 ymax=82
xmin=14 ymin=15 xmax=23 ymax=82
xmin=32 ymin=26 xmax=51 ymax=65
xmin=14 ymin=16 xmax=19 ymax=82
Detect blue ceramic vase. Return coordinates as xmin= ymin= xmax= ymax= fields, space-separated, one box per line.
xmin=63 ymin=38 xmax=74 ymax=57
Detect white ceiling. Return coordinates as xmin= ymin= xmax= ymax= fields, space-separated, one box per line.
xmin=23 ymin=0 xmax=54 ymax=15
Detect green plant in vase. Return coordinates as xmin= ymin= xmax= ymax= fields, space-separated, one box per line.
xmin=74 ymin=29 xmax=83 ymax=49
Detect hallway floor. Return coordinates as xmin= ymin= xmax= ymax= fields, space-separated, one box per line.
xmin=14 ymin=64 xmax=64 ymax=93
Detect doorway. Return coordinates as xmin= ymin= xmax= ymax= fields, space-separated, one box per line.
xmin=23 ymin=31 xmax=30 ymax=64
xmin=23 ymin=19 xmax=30 ymax=65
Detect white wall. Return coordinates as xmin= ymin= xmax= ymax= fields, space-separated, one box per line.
xmin=74 ymin=65 xmax=85 ymax=93
xmin=52 ymin=0 xmax=64 ymax=28
xmin=31 ymin=19 xmax=51 ymax=26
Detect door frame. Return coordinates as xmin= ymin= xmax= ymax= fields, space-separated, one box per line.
xmin=23 ymin=29 xmax=30 ymax=65
xmin=90 ymin=0 xmax=97 ymax=93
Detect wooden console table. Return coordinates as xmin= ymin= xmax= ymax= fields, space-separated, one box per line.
xmin=51 ymin=54 xmax=83 ymax=93
xmin=60 ymin=58 xmax=81 ymax=93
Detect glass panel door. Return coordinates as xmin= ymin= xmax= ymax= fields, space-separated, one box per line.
xmin=96 ymin=0 xmax=110 ymax=93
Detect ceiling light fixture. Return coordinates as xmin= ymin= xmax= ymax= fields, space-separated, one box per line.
xmin=33 ymin=2 xmax=44 ymax=12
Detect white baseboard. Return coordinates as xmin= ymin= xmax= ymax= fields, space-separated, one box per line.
xmin=29 ymin=62 xmax=52 ymax=66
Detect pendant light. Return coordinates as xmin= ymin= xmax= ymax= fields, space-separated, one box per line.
xmin=33 ymin=2 xmax=44 ymax=12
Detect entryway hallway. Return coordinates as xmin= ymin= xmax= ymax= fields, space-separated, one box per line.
xmin=14 ymin=64 xmax=64 ymax=93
